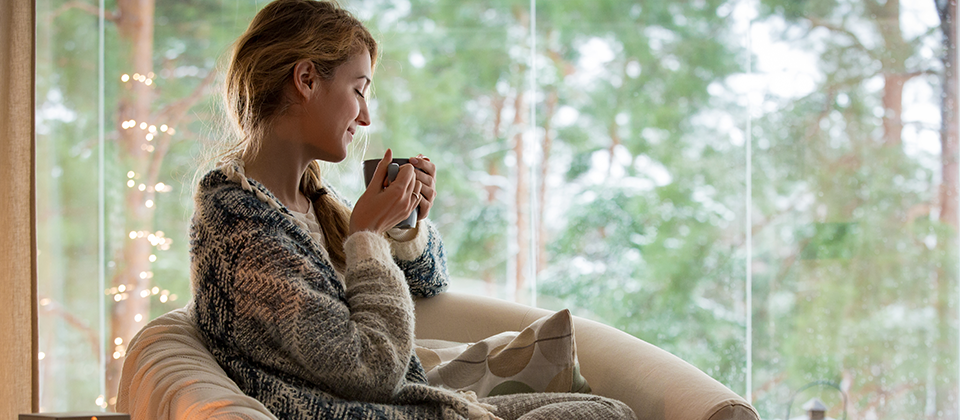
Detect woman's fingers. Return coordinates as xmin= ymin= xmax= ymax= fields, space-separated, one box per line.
xmin=367 ymin=149 xmax=393 ymax=190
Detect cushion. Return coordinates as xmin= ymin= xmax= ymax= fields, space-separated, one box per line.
xmin=414 ymin=309 xmax=592 ymax=397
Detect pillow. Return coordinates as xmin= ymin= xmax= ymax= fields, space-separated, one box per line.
xmin=414 ymin=309 xmax=592 ymax=397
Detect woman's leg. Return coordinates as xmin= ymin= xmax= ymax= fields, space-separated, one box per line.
xmin=482 ymin=392 xmax=637 ymax=420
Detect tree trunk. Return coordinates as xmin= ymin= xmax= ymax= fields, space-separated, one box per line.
xmin=512 ymin=89 xmax=529 ymax=303
xmin=939 ymin=0 xmax=959 ymax=230
xmin=106 ymin=0 xmax=156 ymax=410
xmin=936 ymin=1 xmax=958 ymax=418
xmin=537 ymin=89 xmax=558 ymax=274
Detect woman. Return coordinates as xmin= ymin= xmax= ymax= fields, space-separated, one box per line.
xmin=190 ymin=0 xmax=637 ymax=419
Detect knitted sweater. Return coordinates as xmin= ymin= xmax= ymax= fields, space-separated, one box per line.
xmin=189 ymin=166 xmax=478 ymax=420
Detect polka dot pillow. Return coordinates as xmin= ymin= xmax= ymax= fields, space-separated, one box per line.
xmin=414 ymin=309 xmax=592 ymax=397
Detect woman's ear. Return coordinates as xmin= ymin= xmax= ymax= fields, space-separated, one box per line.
xmin=292 ymin=59 xmax=318 ymax=100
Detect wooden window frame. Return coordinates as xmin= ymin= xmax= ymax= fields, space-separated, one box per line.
xmin=0 ymin=0 xmax=39 ymax=416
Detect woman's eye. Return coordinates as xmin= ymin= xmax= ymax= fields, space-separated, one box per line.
xmin=355 ymin=89 xmax=365 ymax=99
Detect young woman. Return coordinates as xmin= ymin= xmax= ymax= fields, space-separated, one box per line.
xmin=189 ymin=0 xmax=637 ymax=419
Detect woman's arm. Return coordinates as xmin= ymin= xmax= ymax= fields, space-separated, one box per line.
xmin=387 ymin=220 xmax=449 ymax=298
xmin=192 ymin=193 xmax=418 ymax=404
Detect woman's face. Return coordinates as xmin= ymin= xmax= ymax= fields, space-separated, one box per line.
xmin=301 ymin=49 xmax=372 ymax=163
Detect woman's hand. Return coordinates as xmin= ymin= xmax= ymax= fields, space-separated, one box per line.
xmin=408 ymin=154 xmax=436 ymax=220
xmin=350 ymin=149 xmax=423 ymax=235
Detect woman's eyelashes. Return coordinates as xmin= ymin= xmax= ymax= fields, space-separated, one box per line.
xmin=355 ymin=89 xmax=365 ymax=99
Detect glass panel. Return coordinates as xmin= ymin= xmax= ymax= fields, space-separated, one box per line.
xmin=750 ymin=0 xmax=959 ymax=418
xmin=36 ymin=0 xmax=260 ymax=411
xmin=34 ymin=0 xmax=960 ymax=418
xmin=35 ymin=0 xmax=102 ymax=409
xmin=344 ymin=0 xmax=532 ymax=302
xmin=531 ymin=0 xmax=750 ymax=393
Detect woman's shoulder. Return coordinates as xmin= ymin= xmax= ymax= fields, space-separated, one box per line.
xmin=194 ymin=167 xmax=278 ymax=223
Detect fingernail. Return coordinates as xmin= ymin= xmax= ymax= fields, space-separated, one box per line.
xmin=410 ymin=157 xmax=419 ymax=164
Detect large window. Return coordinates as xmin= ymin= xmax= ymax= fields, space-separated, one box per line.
xmin=35 ymin=0 xmax=959 ymax=418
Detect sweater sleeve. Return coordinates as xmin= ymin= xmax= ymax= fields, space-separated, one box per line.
xmin=386 ymin=219 xmax=449 ymax=298
xmin=192 ymin=195 xmax=418 ymax=404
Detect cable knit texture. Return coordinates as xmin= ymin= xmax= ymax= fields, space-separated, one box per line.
xmin=190 ymin=165 xmax=479 ymax=420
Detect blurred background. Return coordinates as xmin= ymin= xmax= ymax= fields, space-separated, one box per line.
xmin=34 ymin=0 xmax=959 ymax=418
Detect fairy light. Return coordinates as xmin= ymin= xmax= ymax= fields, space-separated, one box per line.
xmin=38 ymin=352 xmax=45 ymax=360
xmin=114 ymin=70 xmax=182 ymax=346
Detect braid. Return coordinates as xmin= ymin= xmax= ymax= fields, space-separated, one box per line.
xmin=300 ymin=160 xmax=351 ymax=270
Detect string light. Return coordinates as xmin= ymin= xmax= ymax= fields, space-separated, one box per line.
xmin=107 ymin=65 xmax=184 ymax=349
xmin=120 ymin=72 xmax=155 ymax=87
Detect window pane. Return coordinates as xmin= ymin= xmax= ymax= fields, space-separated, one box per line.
xmin=35 ymin=0 xmax=960 ymax=418
xmin=345 ymin=0 xmax=530 ymax=301
xmin=750 ymin=1 xmax=959 ymax=418
xmin=35 ymin=0 xmax=259 ymax=411
xmin=531 ymin=0 xmax=750 ymax=394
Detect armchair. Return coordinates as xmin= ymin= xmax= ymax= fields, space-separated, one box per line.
xmin=117 ymin=292 xmax=759 ymax=420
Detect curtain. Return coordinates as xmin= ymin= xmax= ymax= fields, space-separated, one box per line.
xmin=0 ymin=0 xmax=39 ymax=415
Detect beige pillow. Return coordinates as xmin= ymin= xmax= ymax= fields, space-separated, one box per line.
xmin=414 ymin=309 xmax=592 ymax=397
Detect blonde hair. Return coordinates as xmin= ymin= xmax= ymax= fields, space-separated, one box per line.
xmin=219 ymin=0 xmax=378 ymax=269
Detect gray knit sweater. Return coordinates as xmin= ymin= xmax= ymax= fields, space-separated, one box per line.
xmin=189 ymin=166 xmax=476 ymax=420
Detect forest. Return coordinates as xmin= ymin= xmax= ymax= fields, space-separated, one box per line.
xmin=33 ymin=0 xmax=959 ymax=418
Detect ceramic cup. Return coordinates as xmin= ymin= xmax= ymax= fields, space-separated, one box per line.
xmin=362 ymin=158 xmax=418 ymax=229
